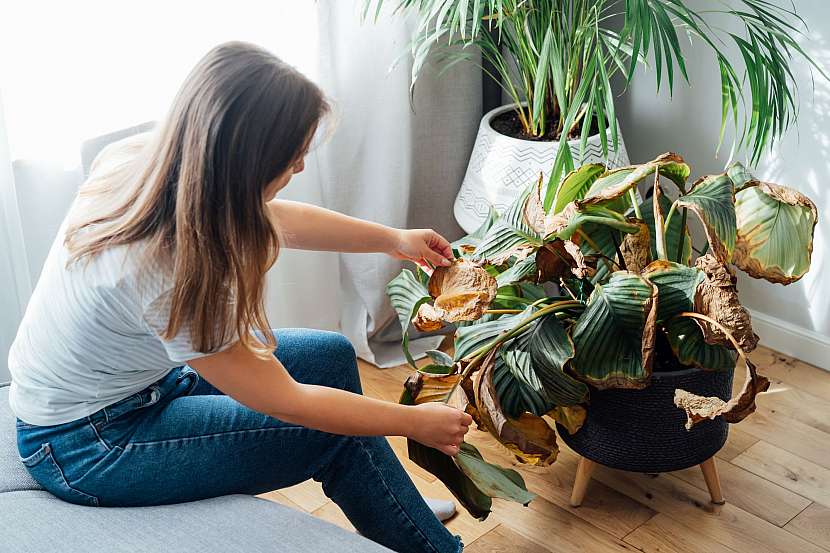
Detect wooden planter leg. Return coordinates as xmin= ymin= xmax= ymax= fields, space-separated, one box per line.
xmin=570 ymin=457 xmax=597 ymax=507
xmin=699 ymin=456 xmax=725 ymax=505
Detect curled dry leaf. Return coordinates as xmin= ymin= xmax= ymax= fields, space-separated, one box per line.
xmin=488 ymin=244 xmax=535 ymax=267
xmin=523 ymin=174 xmax=548 ymax=235
xmin=544 ymin=201 xmax=581 ymax=237
xmin=536 ymin=239 xmax=595 ymax=282
xmin=474 ymin=350 xmax=559 ymax=466
xmin=620 ymin=219 xmax=651 ymax=273
xmin=674 ymin=358 xmax=770 ymax=430
xmin=523 ymin=177 xmax=584 ymax=239
xmin=404 ymin=371 xmax=463 ymax=404
xmin=545 ymin=405 xmax=587 ymax=435
xmin=412 ymin=260 xmax=497 ymax=331
xmin=412 ymin=304 xmax=446 ymax=332
xmin=693 ymin=255 xmax=759 ymax=353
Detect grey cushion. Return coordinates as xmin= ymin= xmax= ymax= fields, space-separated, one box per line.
xmin=0 ymin=384 xmax=390 ymax=551
xmin=1 ymin=490 xmax=391 ymax=553
xmin=0 ymin=384 xmax=43 ymax=493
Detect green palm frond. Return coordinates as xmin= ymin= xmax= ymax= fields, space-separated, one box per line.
xmin=365 ymin=0 xmax=824 ymax=199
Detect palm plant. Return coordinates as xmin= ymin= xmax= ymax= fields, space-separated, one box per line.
xmin=367 ymin=0 xmax=823 ymax=209
xmin=386 ymin=153 xmax=817 ymax=518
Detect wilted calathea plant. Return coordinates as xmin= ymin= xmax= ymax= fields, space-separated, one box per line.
xmin=386 ymin=153 xmax=818 ymax=519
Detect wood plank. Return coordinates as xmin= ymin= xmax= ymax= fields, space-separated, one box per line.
xmin=464 ymin=430 xmax=656 ymax=539
xmin=751 ymin=346 xmax=830 ymax=398
xmin=257 ymin=490 xmax=304 ymax=511
xmin=279 ymin=480 xmax=329 ymax=513
xmin=732 ymin=441 xmax=830 ymax=507
xmin=387 ymin=435 xmax=437 ymax=483
xmin=493 ymin=495 xmax=640 ymax=553
xmin=623 ymin=513 xmax=741 ymax=553
xmin=466 ymin=525 xmax=550 ymax=553
xmin=731 ymin=408 xmax=830 ymax=470
xmin=312 ymin=500 xmax=355 ymax=532
xmin=733 ymin=376 xmax=830 ymax=435
xmin=406 ymin=472 xmax=500 ymax=545
xmin=717 ymin=427 xmax=759 ymax=462
xmin=671 ymin=456 xmax=811 ymax=526
xmin=785 ymin=503 xmax=830 ymax=551
xmin=567 ymin=447 xmax=826 ymax=553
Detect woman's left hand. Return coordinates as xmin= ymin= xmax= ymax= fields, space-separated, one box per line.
xmin=389 ymin=229 xmax=454 ymax=270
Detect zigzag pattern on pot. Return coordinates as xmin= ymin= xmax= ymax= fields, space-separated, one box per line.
xmin=458 ymin=141 xmax=631 ymax=220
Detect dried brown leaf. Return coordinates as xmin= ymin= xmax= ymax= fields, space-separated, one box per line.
xmin=545 ymin=405 xmax=587 ymax=435
xmin=674 ymin=358 xmax=770 ymax=429
xmin=404 ymin=372 xmax=462 ymax=404
xmin=412 ymin=303 xmax=446 ymax=332
xmin=693 ymin=254 xmax=759 ymax=352
xmin=620 ymin=219 xmax=651 ymax=273
xmin=473 ymin=351 xmax=559 ymax=466
xmin=412 ymin=260 xmax=497 ymax=331
xmin=536 ymin=239 xmax=595 ymax=282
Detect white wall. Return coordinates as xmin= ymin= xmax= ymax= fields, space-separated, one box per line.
xmin=0 ymin=96 xmax=31 ymax=382
xmin=617 ymin=0 xmax=830 ymax=368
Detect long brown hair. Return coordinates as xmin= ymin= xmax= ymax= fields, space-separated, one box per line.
xmin=65 ymin=41 xmax=329 ymax=356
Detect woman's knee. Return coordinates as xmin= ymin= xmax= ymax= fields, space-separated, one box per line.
xmin=316 ymin=331 xmax=361 ymax=393
xmin=274 ymin=329 xmax=362 ymax=394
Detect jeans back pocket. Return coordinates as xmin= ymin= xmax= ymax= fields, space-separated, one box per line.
xmin=20 ymin=442 xmax=100 ymax=507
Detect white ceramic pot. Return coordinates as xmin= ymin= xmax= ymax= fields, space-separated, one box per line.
xmin=454 ymin=104 xmax=631 ymax=233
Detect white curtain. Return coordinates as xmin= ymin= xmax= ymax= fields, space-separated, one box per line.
xmin=0 ymin=1 xmax=480 ymax=380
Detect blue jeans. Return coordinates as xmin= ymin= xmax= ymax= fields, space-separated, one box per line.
xmin=16 ymin=328 xmax=463 ymax=553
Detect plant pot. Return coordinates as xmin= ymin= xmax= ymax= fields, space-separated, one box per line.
xmin=453 ymin=104 xmax=631 ymax=233
xmin=557 ymin=366 xmax=735 ymax=473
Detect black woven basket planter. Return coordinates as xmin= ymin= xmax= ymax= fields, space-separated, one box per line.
xmin=557 ymin=365 xmax=735 ymax=473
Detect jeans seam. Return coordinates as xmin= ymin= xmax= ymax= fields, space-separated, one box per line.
xmin=87 ymin=419 xmax=111 ymax=452
xmin=354 ymin=437 xmax=443 ymax=553
xmin=124 ymin=425 xmax=306 ymax=449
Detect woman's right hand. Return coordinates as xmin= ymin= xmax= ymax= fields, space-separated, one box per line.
xmin=408 ymin=403 xmax=473 ymax=456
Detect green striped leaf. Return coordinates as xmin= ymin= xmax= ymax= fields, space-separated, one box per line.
xmin=581 ymin=153 xmax=691 ymax=207
xmin=642 ymin=261 xmax=705 ymax=323
xmin=665 ymin=318 xmax=737 ymax=371
xmin=473 ymin=184 xmax=542 ymax=264
xmin=552 ymin=163 xmax=606 ymax=215
xmin=496 ymin=254 xmax=537 ymax=288
xmin=498 ymin=330 xmax=554 ymax=418
xmin=529 ymin=314 xmax=588 ymax=405
xmin=733 ymin=182 xmax=817 ymax=284
xmin=453 ymin=205 xmax=498 ymax=258
xmin=571 ymin=271 xmax=658 ymax=389
xmin=675 ymin=173 xmax=736 ymax=263
xmin=453 ymin=307 xmax=536 ymax=362
xmin=386 ymin=268 xmax=432 ymax=367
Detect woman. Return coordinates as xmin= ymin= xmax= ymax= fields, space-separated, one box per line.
xmin=10 ymin=42 xmax=469 ymax=553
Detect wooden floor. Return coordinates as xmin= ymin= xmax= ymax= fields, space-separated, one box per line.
xmin=259 ymin=345 xmax=830 ymax=552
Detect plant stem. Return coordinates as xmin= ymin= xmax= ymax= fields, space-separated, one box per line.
xmin=675 ymin=208 xmax=688 ymax=262
xmin=485 ymin=309 xmax=523 ymax=315
xmin=461 ymin=300 xmax=583 ymax=365
xmin=663 ymin=201 xmax=678 ymax=231
xmin=495 ymin=294 xmax=534 ymax=305
xmin=628 ymin=188 xmax=643 ymax=219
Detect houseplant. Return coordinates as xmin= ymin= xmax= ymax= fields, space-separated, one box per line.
xmin=367 ymin=0 xmax=821 ymax=232
xmin=386 ymin=152 xmax=818 ymax=519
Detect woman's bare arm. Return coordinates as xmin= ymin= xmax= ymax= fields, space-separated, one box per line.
xmin=187 ymin=340 xmax=471 ymax=455
xmin=267 ymin=199 xmax=454 ymax=267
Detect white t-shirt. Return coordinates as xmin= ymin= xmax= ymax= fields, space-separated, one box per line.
xmin=8 ymin=211 xmax=233 ymax=426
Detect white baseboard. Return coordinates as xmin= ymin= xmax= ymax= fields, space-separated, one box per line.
xmin=749 ymin=309 xmax=830 ymax=372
